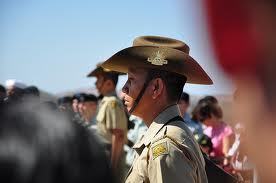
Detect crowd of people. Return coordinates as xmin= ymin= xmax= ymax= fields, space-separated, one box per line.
xmin=0 ymin=81 xmax=112 ymax=183
xmin=0 ymin=72 xmax=254 ymax=182
xmin=0 ymin=33 xmax=254 ymax=182
xmin=2 ymin=0 xmax=276 ymax=182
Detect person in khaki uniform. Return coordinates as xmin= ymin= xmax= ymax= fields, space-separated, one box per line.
xmin=101 ymin=36 xmax=213 ymax=183
xmin=87 ymin=64 xmax=128 ymax=172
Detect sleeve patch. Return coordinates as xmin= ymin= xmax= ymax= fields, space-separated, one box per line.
xmin=109 ymin=100 xmax=117 ymax=108
xmin=152 ymin=142 xmax=169 ymax=159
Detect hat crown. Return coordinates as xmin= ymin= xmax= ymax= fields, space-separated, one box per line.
xmin=101 ymin=35 xmax=213 ymax=85
xmin=133 ymin=36 xmax=190 ymax=54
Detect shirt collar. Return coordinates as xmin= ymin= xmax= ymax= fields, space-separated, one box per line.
xmin=105 ymin=91 xmax=117 ymax=97
xmin=100 ymin=91 xmax=117 ymax=104
xmin=141 ymin=104 xmax=181 ymax=146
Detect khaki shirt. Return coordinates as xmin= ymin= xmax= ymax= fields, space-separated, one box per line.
xmin=96 ymin=94 xmax=128 ymax=144
xmin=125 ymin=105 xmax=207 ymax=183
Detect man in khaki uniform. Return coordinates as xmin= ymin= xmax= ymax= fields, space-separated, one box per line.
xmin=102 ymin=36 xmax=212 ymax=183
xmin=87 ymin=64 xmax=128 ymax=172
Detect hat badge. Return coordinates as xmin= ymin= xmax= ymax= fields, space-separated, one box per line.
xmin=147 ymin=50 xmax=168 ymax=66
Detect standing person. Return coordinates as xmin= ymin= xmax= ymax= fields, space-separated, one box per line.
xmin=102 ymin=35 xmax=212 ymax=183
xmin=77 ymin=94 xmax=98 ymax=128
xmin=71 ymin=93 xmax=86 ymax=125
xmin=87 ymin=63 xmax=128 ymax=175
xmin=178 ymin=92 xmax=204 ymax=135
xmin=196 ymin=101 xmax=234 ymax=166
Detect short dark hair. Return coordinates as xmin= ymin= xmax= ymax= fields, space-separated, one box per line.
xmin=180 ymin=92 xmax=190 ymax=104
xmin=72 ymin=93 xmax=86 ymax=101
xmin=147 ymin=69 xmax=187 ymax=103
xmin=195 ymin=101 xmax=223 ymax=122
xmin=78 ymin=94 xmax=98 ymax=103
xmin=102 ymin=72 xmax=119 ymax=86
xmin=199 ymin=96 xmax=218 ymax=104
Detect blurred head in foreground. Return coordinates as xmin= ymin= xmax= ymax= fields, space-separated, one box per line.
xmin=0 ymin=100 xmax=112 ymax=183
xmin=206 ymin=0 xmax=276 ymax=181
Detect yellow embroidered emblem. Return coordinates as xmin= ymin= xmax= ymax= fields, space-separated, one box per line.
xmin=152 ymin=142 xmax=168 ymax=159
xmin=110 ymin=101 xmax=116 ymax=108
xmin=147 ymin=51 xmax=168 ymax=66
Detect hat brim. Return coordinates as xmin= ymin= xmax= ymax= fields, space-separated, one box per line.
xmin=87 ymin=66 xmax=126 ymax=77
xmin=102 ymin=46 xmax=213 ymax=85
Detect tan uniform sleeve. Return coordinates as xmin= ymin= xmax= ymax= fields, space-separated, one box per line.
xmin=105 ymin=99 xmax=127 ymax=130
xmin=148 ymin=140 xmax=198 ymax=183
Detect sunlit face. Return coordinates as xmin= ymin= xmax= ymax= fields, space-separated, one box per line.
xmin=95 ymin=75 xmax=105 ymax=94
xmin=122 ymin=68 xmax=148 ymax=116
xmin=82 ymin=101 xmax=97 ymax=120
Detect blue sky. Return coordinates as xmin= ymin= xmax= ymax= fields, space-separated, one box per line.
xmin=0 ymin=0 xmax=233 ymax=95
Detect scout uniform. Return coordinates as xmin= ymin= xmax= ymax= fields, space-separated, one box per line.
xmin=101 ymin=36 xmax=213 ymax=183
xmin=96 ymin=92 xmax=128 ymax=145
xmin=96 ymin=92 xmax=128 ymax=183
xmin=87 ymin=63 xmax=128 ymax=183
xmin=126 ymin=105 xmax=208 ymax=183
xmin=87 ymin=63 xmax=128 ymax=146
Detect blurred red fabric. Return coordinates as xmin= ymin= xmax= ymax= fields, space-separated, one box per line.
xmin=205 ymin=0 xmax=259 ymax=75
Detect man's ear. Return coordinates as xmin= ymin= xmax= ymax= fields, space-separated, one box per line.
xmin=104 ymin=79 xmax=114 ymax=88
xmin=152 ymin=78 xmax=164 ymax=99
